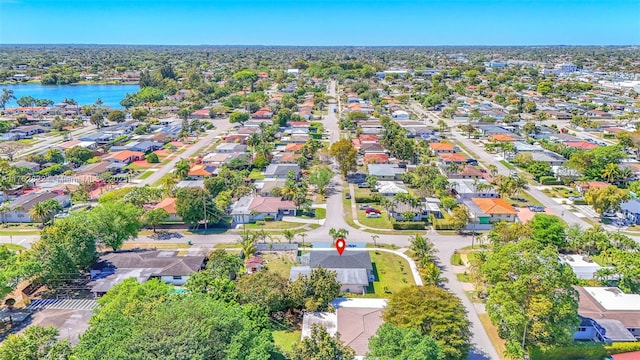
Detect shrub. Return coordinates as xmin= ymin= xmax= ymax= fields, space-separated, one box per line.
xmin=573 ymin=199 xmax=587 ymax=205
xmin=539 ymin=176 xmax=562 ymax=185
xmin=392 ymin=222 xmax=425 ymax=230
xmin=263 ymin=216 xmax=275 ymax=221
xmin=529 ymin=343 xmax=608 ymax=360
xmin=433 ymin=221 xmax=456 ymax=230
xmin=355 ymin=196 xmax=380 ymax=204
xmin=146 ymin=153 xmax=159 ymax=163
xmin=607 ymin=342 xmax=640 ymax=354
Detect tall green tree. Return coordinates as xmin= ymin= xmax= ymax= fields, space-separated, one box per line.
xmin=290 ymin=324 xmax=355 ymax=360
xmin=176 ymin=187 xmax=224 ymax=229
xmin=174 ymin=158 xmax=190 ymax=180
xmin=482 ymin=239 xmax=579 ymax=359
xmin=88 ymin=201 xmax=142 ymax=250
xmin=367 ymin=323 xmax=444 ymax=360
xmin=329 ymin=138 xmax=357 ymax=178
xmin=529 ymin=213 xmax=567 ymax=248
xmin=287 ymin=267 xmax=341 ymax=311
xmin=0 ymin=325 xmax=72 ymax=360
xmin=236 ymin=270 xmax=289 ymax=313
xmin=308 ymin=165 xmax=334 ymax=196
xmin=383 ymin=285 xmax=472 ymax=360
xmin=142 ymin=208 xmax=169 ymax=233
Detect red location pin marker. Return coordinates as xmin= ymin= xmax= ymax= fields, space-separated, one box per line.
xmin=336 ymin=238 xmax=346 ymax=256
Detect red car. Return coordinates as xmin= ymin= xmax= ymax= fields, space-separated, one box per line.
xmin=365 ymin=208 xmax=381 ymax=214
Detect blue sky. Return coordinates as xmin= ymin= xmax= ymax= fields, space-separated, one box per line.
xmin=1 ymin=0 xmax=639 ymax=45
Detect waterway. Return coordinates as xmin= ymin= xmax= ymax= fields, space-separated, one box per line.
xmin=1 ymin=84 xmax=139 ymax=108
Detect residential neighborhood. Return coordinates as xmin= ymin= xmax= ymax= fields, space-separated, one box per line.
xmin=1 ymin=41 xmax=640 ymax=360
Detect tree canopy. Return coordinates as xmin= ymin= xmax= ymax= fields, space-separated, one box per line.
xmin=367 ymin=323 xmax=444 ymax=360
xmin=383 ymin=285 xmax=472 ymax=360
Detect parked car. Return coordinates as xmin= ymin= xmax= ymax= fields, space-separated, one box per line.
xmin=602 ymin=211 xmax=617 ymax=218
xmin=366 ymin=212 xmax=382 ymax=218
xmin=365 ymin=208 xmax=381 ymax=214
xmin=529 ymin=206 xmax=545 ymax=212
xmin=358 ymin=182 xmax=370 ymax=188
xmin=359 ymin=204 xmax=374 ymax=210
xmin=345 ymin=193 xmax=351 ymax=199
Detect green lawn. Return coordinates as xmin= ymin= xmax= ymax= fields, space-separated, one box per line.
xmin=273 ymin=330 xmax=301 ymax=354
xmin=363 ymin=250 xmax=414 ymax=297
xmin=262 ymin=253 xmax=299 ymax=279
xmin=0 ymin=230 xmax=40 ymax=236
xmin=138 ymin=171 xmax=154 ymax=180
xmin=243 ymin=221 xmax=303 ymax=230
xmin=0 ymin=243 xmax=26 ymax=251
xmin=456 ymin=272 xmax=472 ymax=282
xmin=314 ymin=208 xmax=326 ymax=219
xmin=365 ymin=243 xmax=400 ymax=250
xmin=500 ymin=160 xmax=515 ymax=170
xmin=356 ymin=210 xmax=393 ymax=229
xmin=248 ymin=169 xmax=265 ymax=180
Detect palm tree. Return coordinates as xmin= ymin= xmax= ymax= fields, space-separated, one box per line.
xmin=328 ymin=227 xmax=349 ymax=241
xmin=566 ymin=224 xmax=583 ymax=252
xmin=282 ymin=229 xmax=296 ymax=244
xmin=601 ymin=163 xmax=620 ymax=183
xmin=421 ymin=262 xmax=446 ymax=286
xmin=161 ymin=176 xmax=177 ymax=197
xmin=238 ymin=231 xmax=257 ymax=258
xmin=0 ymin=204 xmax=9 ymax=224
xmin=488 ymin=164 xmax=498 ymax=178
xmin=409 ymin=234 xmax=436 ymax=261
xmin=297 ymin=231 xmax=308 ymax=247
xmin=30 ymin=202 xmax=51 ymax=226
xmin=174 ymin=159 xmax=190 ymax=180
xmin=371 ymin=235 xmax=379 ymax=247
xmin=618 ymin=167 xmax=633 ymax=186
xmin=0 ymin=88 xmax=16 ymax=110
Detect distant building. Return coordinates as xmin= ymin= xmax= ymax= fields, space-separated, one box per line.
xmin=574 ymin=286 xmax=640 ymax=342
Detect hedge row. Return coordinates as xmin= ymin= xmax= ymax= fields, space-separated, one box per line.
xmin=539 ymin=176 xmax=563 ymax=185
xmin=433 ymin=221 xmax=456 ymax=230
xmin=355 ymin=196 xmax=380 ymax=204
xmin=530 ymin=342 xmax=640 ymax=360
xmin=392 ymin=222 xmax=425 ymax=230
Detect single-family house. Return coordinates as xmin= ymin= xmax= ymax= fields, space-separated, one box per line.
xmin=88 ymin=251 xmax=206 ymax=297
xmin=574 ymin=286 xmax=640 ymax=342
xmin=429 ymin=142 xmax=455 ymax=154
xmin=105 ymin=150 xmax=145 ymax=164
xmin=252 ymin=107 xmax=273 ymax=119
xmin=465 ymin=197 xmax=517 ymax=224
xmin=621 ymin=199 xmax=640 ymax=224
xmin=489 ymin=134 xmax=516 ymax=142
xmin=254 ymin=179 xmax=287 ymax=197
xmin=363 ymin=153 xmax=389 ymax=164
xmin=153 ymin=197 xmax=181 ymax=222
xmin=367 ymin=164 xmax=405 ymax=181
xmin=291 ymin=251 xmax=374 ymax=294
xmin=57 ymin=139 xmax=97 ymax=151
xmin=449 ymin=179 xmax=499 ymax=199
xmin=10 ymin=160 xmax=40 ymax=172
xmin=175 ymin=180 xmax=205 ymax=189
xmin=360 ymin=143 xmax=386 ymax=154
xmin=190 ymin=109 xmax=211 ymax=119
xmin=566 ymin=141 xmax=599 ymax=150
xmin=230 ymin=196 xmax=296 ymax=224
xmin=529 ymin=150 xmax=567 ymax=166
xmin=4 ymin=192 xmax=71 ymax=223
xmin=216 ymin=143 xmax=247 ymax=153
xmin=389 ymin=201 xmax=433 ymax=222
xmin=559 ymin=255 xmax=614 ymax=280
xmin=9 ymin=125 xmax=47 ymax=138
xmin=446 ymin=165 xmax=485 ymax=180
xmin=438 ymin=153 xmax=468 ymax=165
xmin=264 ymin=164 xmax=301 ymax=179
xmin=575 ymin=181 xmax=609 ymax=195
xmin=391 ymin=110 xmax=410 ymax=120
xmin=188 ymin=164 xmax=216 ymax=178
xmin=273 ymin=152 xmax=302 ymax=164
xmin=376 ymin=181 xmax=409 ymax=196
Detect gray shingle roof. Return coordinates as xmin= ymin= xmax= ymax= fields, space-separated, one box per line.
xmin=309 ymin=252 xmax=372 ymax=271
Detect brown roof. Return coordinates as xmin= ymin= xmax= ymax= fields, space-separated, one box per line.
xmin=107 ymin=150 xmax=144 ymax=162
xmin=285 ymin=143 xmax=304 ymax=152
xmin=471 ymin=198 xmax=516 ymax=215
xmin=576 ymin=286 xmax=640 ymax=328
xmin=363 ymin=153 xmax=389 ymax=164
xmin=337 ymin=307 xmax=384 ymax=356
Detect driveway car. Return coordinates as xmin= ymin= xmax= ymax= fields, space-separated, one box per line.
xmin=366 ymin=212 xmax=382 ymax=218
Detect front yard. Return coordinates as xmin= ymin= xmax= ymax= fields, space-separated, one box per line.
xmin=362 ymin=250 xmax=415 ymax=298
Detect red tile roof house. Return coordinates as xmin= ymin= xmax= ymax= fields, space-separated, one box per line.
xmin=429 ymin=142 xmax=455 ymax=154
xmin=105 ymin=150 xmax=145 ymax=164
xmin=153 ymin=197 xmax=181 ymax=222
xmin=245 ymin=256 xmax=264 ymax=274
xmin=565 ymin=141 xmax=598 ymax=150
xmin=363 ymin=153 xmax=389 ymax=164
xmin=189 ymin=109 xmax=211 ymax=119
xmin=438 ymin=153 xmax=468 ymax=165
xmin=230 ymin=196 xmax=297 ymax=224
xmin=575 ymin=181 xmax=610 ymax=195
xmin=252 ymin=106 xmax=273 ymax=119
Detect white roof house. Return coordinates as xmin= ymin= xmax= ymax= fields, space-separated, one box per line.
xmin=559 ymin=255 xmax=614 ymax=280
xmin=582 ymin=287 xmax=640 ymax=311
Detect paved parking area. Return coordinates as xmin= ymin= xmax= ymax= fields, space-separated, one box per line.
xmin=25 ymin=308 xmax=93 ymax=344
xmin=575 ymin=205 xmax=599 ymax=218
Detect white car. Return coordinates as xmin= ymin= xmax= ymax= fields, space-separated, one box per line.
xmin=366 ymin=212 xmax=381 ymax=218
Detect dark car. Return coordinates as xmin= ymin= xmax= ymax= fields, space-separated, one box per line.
xmin=345 ymin=193 xmax=351 ymax=199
